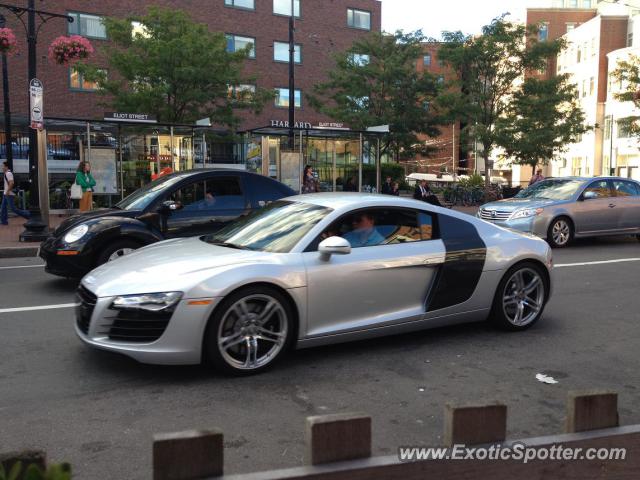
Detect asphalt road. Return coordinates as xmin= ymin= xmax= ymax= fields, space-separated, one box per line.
xmin=1 ymin=236 xmax=640 ymax=479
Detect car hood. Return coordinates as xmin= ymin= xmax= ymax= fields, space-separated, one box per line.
xmin=480 ymin=197 xmax=560 ymax=212
xmin=54 ymin=209 xmax=140 ymax=235
xmin=81 ymin=237 xmax=274 ymax=298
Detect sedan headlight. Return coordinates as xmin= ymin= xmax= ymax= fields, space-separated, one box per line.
xmin=510 ymin=208 xmax=544 ymax=220
xmin=111 ymin=292 xmax=183 ymax=312
xmin=64 ymin=224 xmax=89 ymax=243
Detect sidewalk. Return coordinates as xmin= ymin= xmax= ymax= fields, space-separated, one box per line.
xmin=0 ymin=207 xmax=480 ymax=258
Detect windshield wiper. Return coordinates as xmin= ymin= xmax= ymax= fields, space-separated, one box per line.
xmin=209 ymin=241 xmax=251 ymax=250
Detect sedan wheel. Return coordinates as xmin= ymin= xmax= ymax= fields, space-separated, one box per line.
xmin=108 ymin=248 xmax=135 ymax=262
xmin=491 ymin=263 xmax=547 ymax=331
xmin=96 ymin=239 xmax=142 ymax=266
xmin=547 ymin=218 xmax=572 ymax=248
xmin=206 ymin=286 xmax=293 ymax=374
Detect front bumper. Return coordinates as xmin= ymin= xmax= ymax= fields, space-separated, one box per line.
xmin=478 ymin=215 xmax=549 ymax=238
xmin=75 ymin=293 xmax=219 ymax=365
xmin=39 ymin=236 xmax=93 ymax=277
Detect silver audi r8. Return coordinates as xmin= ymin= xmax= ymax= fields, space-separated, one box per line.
xmin=76 ymin=193 xmax=553 ymax=374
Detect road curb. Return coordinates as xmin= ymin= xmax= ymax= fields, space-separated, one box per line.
xmin=0 ymin=246 xmax=39 ymax=258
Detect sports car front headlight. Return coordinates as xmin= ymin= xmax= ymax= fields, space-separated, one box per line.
xmin=510 ymin=208 xmax=544 ymax=220
xmin=111 ymin=292 xmax=183 ymax=312
xmin=64 ymin=224 xmax=89 ymax=243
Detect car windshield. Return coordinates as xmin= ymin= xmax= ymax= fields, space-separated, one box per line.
xmin=204 ymin=201 xmax=332 ymax=253
xmin=115 ymin=174 xmax=189 ymax=211
xmin=515 ymin=179 xmax=583 ymax=201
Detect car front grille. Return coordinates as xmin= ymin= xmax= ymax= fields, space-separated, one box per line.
xmin=76 ymin=285 xmax=97 ymax=335
xmin=479 ymin=208 xmax=512 ymax=221
xmin=104 ymin=308 xmax=173 ymax=343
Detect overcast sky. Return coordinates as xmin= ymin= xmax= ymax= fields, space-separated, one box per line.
xmin=381 ymin=0 xmax=539 ymax=38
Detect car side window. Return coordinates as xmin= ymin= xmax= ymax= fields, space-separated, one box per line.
xmin=169 ymin=181 xmax=205 ymax=209
xmin=310 ymin=208 xmax=434 ymax=251
xmin=584 ymin=180 xmax=612 ymax=198
xmin=251 ymin=177 xmax=291 ymax=206
xmin=613 ymin=180 xmax=640 ymax=197
xmin=205 ymin=176 xmax=245 ymax=211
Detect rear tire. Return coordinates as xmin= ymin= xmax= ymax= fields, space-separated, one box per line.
xmin=490 ymin=262 xmax=548 ymax=331
xmin=204 ymin=285 xmax=294 ymax=375
xmin=547 ymin=217 xmax=573 ymax=248
xmin=96 ymin=239 xmax=143 ymax=266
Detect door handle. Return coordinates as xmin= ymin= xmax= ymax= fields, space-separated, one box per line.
xmin=608 ymin=204 xmax=616 ymax=208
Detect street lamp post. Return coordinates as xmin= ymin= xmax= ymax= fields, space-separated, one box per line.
xmin=0 ymin=1 xmax=73 ymax=241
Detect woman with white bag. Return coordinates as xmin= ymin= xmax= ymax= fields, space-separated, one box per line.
xmin=73 ymin=161 xmax=96 ymax=211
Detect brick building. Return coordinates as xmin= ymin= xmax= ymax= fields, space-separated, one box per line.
xmin=0 ymin=0 xmax=381 ymax=129
xmin=0 ymin=0 xmax=383 ymax=204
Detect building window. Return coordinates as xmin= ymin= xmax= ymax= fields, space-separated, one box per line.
xmin=226 ymin=34 xmax=256 ymax=58
xmin=552 ymin=0 xmax=564 ymax=7
xmin=538 ymin=23 xmax=548 ymax=41
xmin=68 ymin=12 xmax=106 ymax=39
xmin=604 ymin=117 xmax=612 ymax=140
xmin=566 ymin=23 xmax=576 ymax=32
xmin=423 ymin=54 xmax=431 ymax=66
xmin=273 ymin=41 xmax=301 ymax=63
xmin=349 ymin=53 xmax=370 ymax=66
xmin=275 ymin=88 xmax=301 ymax=108
xmin=617 ymin=121 xmax=632 ymax=138
xmin=583 ymin=0 xmax=592 ymax=7
xmin=628 ymin=33 xmax=634 ymax=47
xmin=582 ymin=79 xmax=587 ymax=97
xmin=347 ymin=95 xmax=369 ymax=109
xmin=347 ymin=8 xmax=371 ymax=30
xmin=577 ymin=48 xmax=582 ymax=63
xmin=569 ymin=0 xmax=578 ymax=7
xmin=224 ymin=0 xmax=255 ymax=10
xmin=589 ymin=77 xmax=595 ymax=96
xmin=437 ymin=75 xmax=445 ymax=85
xmin=591 ymin=38 xmax=596 ymax=56
xmin=70 ymin=67 xmax=104 ymax=91
xmin=273 ymin=0 xmax=300 ymax=17
xmin=228 ymin=84 xmax=256 ymax=101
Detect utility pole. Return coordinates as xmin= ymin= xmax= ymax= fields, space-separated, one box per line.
xmin=288 ymin=0 xmax=295 ymax=149
xmin=0 ymin=1 xmax=73 ymax=241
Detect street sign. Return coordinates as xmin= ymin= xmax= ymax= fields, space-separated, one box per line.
xmin=29 ymin=78 xmax=44 ymax=131
xmin=104 ymin=112 xmax=157 ymax=123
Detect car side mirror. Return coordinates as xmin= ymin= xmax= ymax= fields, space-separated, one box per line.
xmin=582 ymin=191 xmax=597 ymax=200
xmin=159 ymin=200 xmax=183 ymax=213
xmin=319 ymin=236 xmax=351 ymax=260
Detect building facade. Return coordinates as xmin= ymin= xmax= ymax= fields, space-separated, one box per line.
xmin=0 ymin=0 xmax=382 ymax=206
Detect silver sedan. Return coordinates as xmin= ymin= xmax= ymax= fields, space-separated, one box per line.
xmin=76 ymin=194 xmax=553 ymax=374
xmin=479 ymin=177 xmax=640 ymax=247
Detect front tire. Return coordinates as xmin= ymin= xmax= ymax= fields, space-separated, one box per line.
xmin=96 ymin=239 xmax=143 ymax=266
xmin=204 ymin=285 xmax=294 ymax=375
xmin=547 ymin=217 xmax=573 ymax=248
xmin=490 ymin=262 xmax=547 ymax=331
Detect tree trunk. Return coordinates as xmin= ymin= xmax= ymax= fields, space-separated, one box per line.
xmin=483 ymin=152 xmax=491 ymax=187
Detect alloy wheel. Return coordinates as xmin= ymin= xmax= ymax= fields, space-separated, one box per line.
xmin=217 ymin=294 xmax=288 ymax=371
xmin=551 ymin=220 xmax=571 ymax=247
xmin=502 ymin=268 xmax=545 ymax=327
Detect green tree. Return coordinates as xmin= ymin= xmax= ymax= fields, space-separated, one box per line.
xmin=496 ymin=75 xmax=589 ymax=175
xmin=308 ymin=31 xmax=442 ymax=160
xmin=77 ymin=6 xmax=271 ymax=126
xmin=438 ymin=16 xmax=567 ymax=184
xmin=611 ymin=54 xmax=640 ymax=138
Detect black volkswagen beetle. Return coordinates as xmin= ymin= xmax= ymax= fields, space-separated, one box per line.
xmin=39 ymin=169 xmax=296 ymax=277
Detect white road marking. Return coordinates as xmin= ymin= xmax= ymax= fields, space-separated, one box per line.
xmin=0 ymin=264 xmax=44 ymax=270
xmin=555 ymin=258 xmax=640 ymax=268
xmin=0 ymin=303 xmax=77 ymax=314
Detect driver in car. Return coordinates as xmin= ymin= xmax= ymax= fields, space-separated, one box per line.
xmin=343 ymin=212 xmax=384 ymax=248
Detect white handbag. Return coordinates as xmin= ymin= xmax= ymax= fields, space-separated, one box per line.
xmin=70 ymin=182 xmax=83 ymax=200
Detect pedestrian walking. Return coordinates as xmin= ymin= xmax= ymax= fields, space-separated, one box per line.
xmin=1 ymin=161 xmax=30 ymax=225
xmin=529 ymin=168 xmax=545 ymax=186
xmin=391 ymin=181 xmax=400 ymax=196
xmin=75 ymin=161 xmax=96 ymax=211
xmin=301 ymin=165 xmax=319 ymax=194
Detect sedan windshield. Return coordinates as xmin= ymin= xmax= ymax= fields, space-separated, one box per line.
xmin=115 ymin=174 xmax=189 ymax=211
xmin=204 ymin=201 xmax=332 ymax=253
xmin=515 ymin=179 xmax=583 ymax=201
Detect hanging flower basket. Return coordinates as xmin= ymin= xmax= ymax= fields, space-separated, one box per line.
xmin=0 ymin=28 xmax=18 ymax=55
xmin=48 ymin=35 xmax=94 ymax=65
